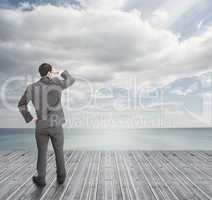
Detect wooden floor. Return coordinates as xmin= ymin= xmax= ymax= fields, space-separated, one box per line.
xmin=0 ymin=151 xmax=212 ymax=200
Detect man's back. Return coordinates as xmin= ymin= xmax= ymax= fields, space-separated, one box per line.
xmin=18 ymin=70 xmax=75 ymax=128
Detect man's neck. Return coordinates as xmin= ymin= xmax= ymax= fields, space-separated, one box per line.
xmin=41 ymin=75 xmax=50 ymax=79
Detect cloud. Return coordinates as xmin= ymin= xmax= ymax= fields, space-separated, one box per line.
xmin=0 ymin=3 xmax=211 ymax=87
xmin=0 ymin=1 xmax=212 ymax=127
xmin=0 ymin=3 xmax=211 ymax=85
xmin=79 ymin=0 xmax=126 ymax=9
xmin=1 ymin=4 xmax=209 ymax=81
xmin=197 ymin=19 xmax=204 ymax=29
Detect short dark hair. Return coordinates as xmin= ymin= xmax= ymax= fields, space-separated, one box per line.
xmin=39 ymin=63 xmax=52 ymax=77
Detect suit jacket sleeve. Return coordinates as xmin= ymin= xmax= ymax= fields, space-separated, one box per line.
xmin=57 ymin=70 xmax=75 ymax=89
xmin=17 ymin=85 xmax=33 ymax=123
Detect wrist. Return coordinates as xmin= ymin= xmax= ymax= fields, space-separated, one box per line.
xmin=59 ymin=70 xmax=64 ymax=76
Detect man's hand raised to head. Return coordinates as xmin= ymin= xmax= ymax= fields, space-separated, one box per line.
xmin=51 ymin=68 xmax=63 ymax=76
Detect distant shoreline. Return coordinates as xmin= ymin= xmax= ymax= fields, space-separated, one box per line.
xmin=0 ymin=127 xmax=212 ymax=130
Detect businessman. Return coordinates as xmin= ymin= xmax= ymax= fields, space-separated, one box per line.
xmin=18 ymin=63 xmax=75 ymax=187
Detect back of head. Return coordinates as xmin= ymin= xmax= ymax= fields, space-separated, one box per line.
xmin=39 ymin=63 xmax=52 ymax=77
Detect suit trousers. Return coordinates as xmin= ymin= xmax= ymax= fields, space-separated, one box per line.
xmin=35 ymin=125 xmax=66 ymax=180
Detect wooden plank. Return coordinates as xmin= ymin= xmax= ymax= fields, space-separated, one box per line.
xmin=201 ymin=151 xmax=212 ymax=158
xmin=87 ymin=152 xmax=101 ymax=200
xmin=177 ymin=152 xmax=212 ymax=180
xmin=0 ymin=152 xmax=23 ymax=165
xmin=0 ymin=153 xmax=34 ymax=184
xmin=160 ymin=152 xmax=212 ymax=199
xmin=77 ymin=152 xmax=98 ymax=200
xmin=135 ymin=152 xmax=179 ymax=200
xmin=94 ymin=151 xmax=105 ymax=200
xmin=58 ymin=151 xmax=90 ymax=200
xmin=1 ymin=153 xmax=54 ymax=200
xmin=68 ymin=151 xmax=96 ymax=200
xmin=158 ymin=152 xmax=212 ymax=200
xmin=134 ymin=151 xmax=171 ymax=200
xmin=185 ymin=152 xmax=212 ymax=174
xmin=110 ymin=151 xmax=123 ymax=200
xmin=118 ymin=152 xmax=140 ymax=200
xmin=77 ymin=152 xmax=100 ymax=200
xmin=99 ymin=151 xmax=114 ymax=200
xmin=195 ymin=152 xmax=212 ymax=163
xmin=167 ymin=152 xmax=212 ymax=179
xmin=0 ymin=151 xmax=11 ymax=157
xmin=125 ymin=152 xmax=156 ymax=200
xmin=41 ymin=151 xmax=84 ymax=200
xmin=0 ymin=152 xmax=33 ymax=177
xmin=7 ymin=152 xmax=68 ymax=200
xmin=142 ymin=151 xmax=199 ymax=200
xmin=113 ymin=151 xmax=131 ymax=200
xmin=0 ymin=151 xmax=212 ymax=200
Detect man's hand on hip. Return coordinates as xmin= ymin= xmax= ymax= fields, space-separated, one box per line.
xmin=32 ymin=118 xmax=38 ymax=123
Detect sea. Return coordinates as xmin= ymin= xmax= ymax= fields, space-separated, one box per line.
xmin=0 ymin=128 xmax=212 ymax=151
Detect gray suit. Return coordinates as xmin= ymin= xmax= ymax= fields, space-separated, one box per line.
xmin=18 ymin=70 xmax=75 ymax=180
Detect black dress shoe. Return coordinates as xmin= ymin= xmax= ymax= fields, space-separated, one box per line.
xmin=57 ymin=175 xmax=66 ymax=184
xmin=32 ymin=176 xmax=46 ymax=187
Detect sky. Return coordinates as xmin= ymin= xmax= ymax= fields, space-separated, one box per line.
xmin=0 ymin=0 xmax=212 ymax=128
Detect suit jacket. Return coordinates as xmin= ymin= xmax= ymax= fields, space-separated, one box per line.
xmin=18 ymin=70 xmax=75 ymax=128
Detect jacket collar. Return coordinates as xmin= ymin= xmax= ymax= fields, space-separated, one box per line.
xmin=40 ymin=76 xmax=51 ymax=84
